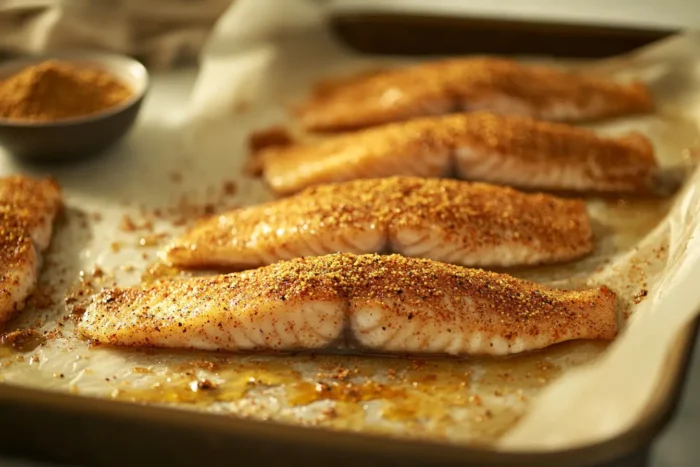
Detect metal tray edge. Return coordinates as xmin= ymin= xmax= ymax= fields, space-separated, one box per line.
xmin=328 ymin=12 xmax=674 ymax=57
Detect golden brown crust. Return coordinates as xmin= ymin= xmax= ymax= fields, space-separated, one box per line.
xmin=0 ymin=207 xmax=34 ymax=271
xmin=262 ymin=112 xmax=659 ymax=195
xmin=298 ymin=57 xmax=654 ymax=132
xmin=82 ymin=254 xmax=618 ymax=351
xmin=0 ymin=175 xmax=62 ymax=244
xmin=166 ymin=177 xmax=592 ymax=269
xmin=0 ymin=175 xmax=62 ymax=324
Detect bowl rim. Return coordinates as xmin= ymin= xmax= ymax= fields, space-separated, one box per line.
xmin=0 ymin=50 xmax=150 ymax=128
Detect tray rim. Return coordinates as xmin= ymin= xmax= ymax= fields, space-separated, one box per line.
xmin=0 ymin=317 xmax=696 ymax=467
xmin=327 ymin=3 xmax=681 ymax=33
xmin=327 ymin=11 xmax=674 ymax=58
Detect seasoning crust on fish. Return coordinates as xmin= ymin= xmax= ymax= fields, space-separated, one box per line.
xmin=0 ymin=175 xmax=62 ymax=324
xmin=298 ymin=57 xmax=654 ymax=133
xmin=262 ymin=112 xmax=660 ymax=196
xmin=165 ymin=177 xmax=593 ymax=270
xmin=79 ymin=254 xmax=618 ymax=356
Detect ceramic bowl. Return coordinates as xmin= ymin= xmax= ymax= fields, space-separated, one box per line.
xmin=0 ymin=51 xmax=149 ymax=162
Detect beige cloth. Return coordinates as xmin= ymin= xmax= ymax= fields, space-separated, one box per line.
xmin=0 ymin=0 xmax=232 ymax=68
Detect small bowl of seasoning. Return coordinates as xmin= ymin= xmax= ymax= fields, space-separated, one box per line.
xmin=0 ymin=52 xmax=148 ymax=161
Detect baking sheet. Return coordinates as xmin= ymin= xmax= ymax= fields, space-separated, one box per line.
xmin=1 ymin=0 xmax=700 ymax=451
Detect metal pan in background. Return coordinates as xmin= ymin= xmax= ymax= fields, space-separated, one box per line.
xmin=0 ymin=11 xmax=697 ymax=467
xmin=328 ymin=11 xmax=674 ymax=58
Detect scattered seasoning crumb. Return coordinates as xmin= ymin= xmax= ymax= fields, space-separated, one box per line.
xmin=222 ymin=180 xmax=237 ymax=196
xmin=633 ymin=288 xmax=649 ymax=304
xmin=110 ymin=241 xmax=122 ymax=253
xmin=234 ymin=100 xmax=249 ymax=114
xmin=0 ymin=329 xmax=45 ymax=352
xmin=65 ymin=268 xmax=117 ymax=317
xmin=189 ymin=379 xmax=217 ymax=392
xmin=169 ymin=171 xmax=183 ymax=184
xmin=120 ymin=214 xmax=137 ymax=232
xmin=43 ymin=329 xmax=63 ymax=341
xmin=243 ymin=155 xmax=265 ymax=177
xmin=189 ymin=360 xmax=218 ymax=371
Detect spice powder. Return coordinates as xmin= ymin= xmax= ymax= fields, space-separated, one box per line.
xmin=0 ymin=60 xmax=132 ymax=122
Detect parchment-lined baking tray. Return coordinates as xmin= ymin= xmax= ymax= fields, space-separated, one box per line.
xmin=1 ymin=2 xmax=700 ymax=466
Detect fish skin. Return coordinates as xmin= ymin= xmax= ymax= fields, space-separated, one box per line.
xmin=79 ymin=254 xmax=618 ymax=356
xmin=297 ymin=57 xmax=654 ymax=133
xmin=0 ymin=176 xmax=62 ymax=325
xmin=164 ymin=177 xmax=593 ymax=270
xmin=262 ymin=112 xmax=660 ymax=196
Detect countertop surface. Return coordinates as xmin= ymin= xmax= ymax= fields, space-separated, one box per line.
xmin=652 ymin=335 xmax=700 ymax=467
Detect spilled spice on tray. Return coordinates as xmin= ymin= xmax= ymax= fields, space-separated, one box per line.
xmin=0 ymin=60 xmax=132 ymax=122
xmin=64 ymin=268 xmax=117 ymax=318
xmin=106 ymin=342 xmax=607 ymax=443
xmin=0 ymin=329 xmax=45 ymax=352
xmin=169 ymin=171 xmax=183 ymax=184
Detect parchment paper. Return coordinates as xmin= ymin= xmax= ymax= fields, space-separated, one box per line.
xmin=1 ymin=0 xmax=700 ymax=452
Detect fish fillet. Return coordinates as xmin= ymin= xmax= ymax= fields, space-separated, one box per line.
xmin=79 ymin=254 xmax=618 ymax=356
xmin=164 ymin=177 xmax=593 ymax=270
xmin=0 ymin=175 xmax=62 ymax=325
xmin=298 ymin=57 xmax=653 ymax=132
xmin=262 ymin=112 xmax=661 ymax=196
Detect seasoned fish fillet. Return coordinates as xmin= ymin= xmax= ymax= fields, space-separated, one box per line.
xmin=298 ymin=57 xmax=653 ymax=132
xmin=262 ymin=112 xmax=660 ymax=196
xmin=79 ymin=254 xmax=618 ymax=356
xmin=164 ymin=177 xmax=593 ymax=270
xmin=0 ymin=175 xmax=62 ymax=325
